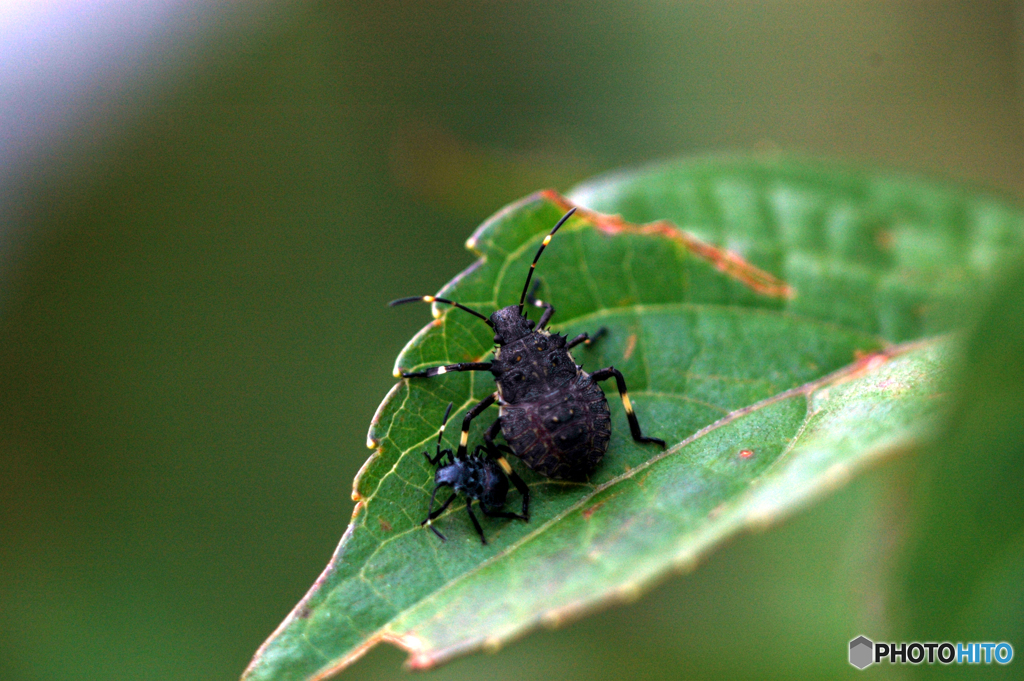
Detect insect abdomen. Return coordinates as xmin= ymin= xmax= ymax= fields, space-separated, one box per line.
xmin=500 ymin=371 xmax=611 ymax=480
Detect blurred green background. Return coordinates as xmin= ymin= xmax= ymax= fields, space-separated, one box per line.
xmin=1 ymin=2 xmax=1023 ymax=680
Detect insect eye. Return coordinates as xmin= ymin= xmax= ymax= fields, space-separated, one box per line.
xmin=493 ymin=335 xmax=501 ymax=344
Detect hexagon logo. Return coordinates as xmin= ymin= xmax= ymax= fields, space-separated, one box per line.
xmin=849 ymin=636 xmax=874 ymax=669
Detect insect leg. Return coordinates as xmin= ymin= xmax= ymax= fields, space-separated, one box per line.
xmin=505 ymin=469 xmax=530 ymax=520
xmin=421 ymin=487 xmax=457 ymax=541
xmin=482 ymin=417 xmax=502 ymax=450
xmin=424 ymin=490 xmax=457 ymax=521
xmin=465 ymin=498 xmax=488 ymax=545
xmin=401 ymin=362 xmax=492 ymax=379
xmin=525 ymin=284 xmax=557 ymax=329
xmin=479 ymin=503 xmax=528 ymax=522
xmin=425 ymin=448 xmax=454 ymax=466
xmin=482 ymin=419 xmax=530 ymax=519
xmin=590 ymin=367 xmax=666 ymax=448
xmin=535 ymin=300 xmax=555 ymax=329
xmin=566 ymin=326 xmax=608 ymax=350
xmin=455 ymin=393 xmax=497 ymax=458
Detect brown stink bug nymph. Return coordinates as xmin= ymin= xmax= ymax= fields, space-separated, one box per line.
xmin=391 ymin=207 xmax=665 ymax=485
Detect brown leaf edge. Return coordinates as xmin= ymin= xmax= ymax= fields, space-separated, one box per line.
xmin=538 ymin=190 xmax=794 ymax=299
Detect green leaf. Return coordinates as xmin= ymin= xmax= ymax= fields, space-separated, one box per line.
xmin=901 ymin=260 xmax=1024 ymax=661
xmin=243 ymin=157 xmax=1024 ymax=680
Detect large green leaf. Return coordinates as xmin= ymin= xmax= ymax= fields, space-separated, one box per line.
xmin=243 ymin=157 xmax=1024 ymax=680
xmin=901 ymin=260 xmax=1024 ymax=674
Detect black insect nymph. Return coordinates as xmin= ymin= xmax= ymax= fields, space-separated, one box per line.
xmin=422 ymin=403 xmax=529 ymax=545
xmin=392 ymin=206 xmax=665 ymax=482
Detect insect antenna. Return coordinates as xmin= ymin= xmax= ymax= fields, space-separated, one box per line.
xmin=437 ymin=402 xmax=454 ymax=464
xmin=518 ymin=207 xmax=576 ymax=315
xmin=424 ymin=402 xmax=456 ymax=466
xmin=390 ymin=295 xmax=493 ymax=327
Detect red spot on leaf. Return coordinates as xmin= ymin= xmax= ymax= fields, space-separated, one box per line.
xmin=875 ymin=230 xmax=895 ymax=250
xmin=623 ymin=333 xmax=638 ymax=360
xmin=849 ymin=350 xmax=891 ymax=379
xmin=582 ymin=500 xmax=607 ymax=520
xmin=739 ymin=449 xmax=754 ymax=459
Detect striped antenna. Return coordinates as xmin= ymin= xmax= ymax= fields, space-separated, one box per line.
xmin=437 ymin=402 xmax=454 ymax=446
xmin=389 ymin=295 xmax=493 ymax=326
xmin=518 ymin=207 xmax=576 ymax=314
